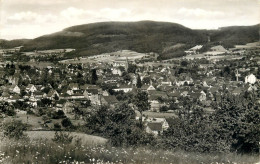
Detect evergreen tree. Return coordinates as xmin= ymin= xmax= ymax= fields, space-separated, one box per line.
xmin=136 ymin=74 xmax=142 ymax=88
xmin=91 ymin=69 xmax=98 ymax=84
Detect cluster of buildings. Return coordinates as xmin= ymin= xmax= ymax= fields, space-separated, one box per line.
xmin=0 ymin=45 xmax=259 ymax=136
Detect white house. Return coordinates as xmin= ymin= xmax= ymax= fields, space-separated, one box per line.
xmin=112 ymin=68 xmax=123 ymax=76
xmin=10 ymin=85 xmax=20 ymax=94
xmin=26 ymin=84 xmax=37 ymax=93
xmin=245 ymin=74 xmax=257 ymax=84
xmin=113 ymin=84 xmax=132 ymax=93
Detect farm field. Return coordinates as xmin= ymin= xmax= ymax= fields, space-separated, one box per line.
xmin=88 ymin=50 xmax=148 ymax=62
xmin=182 ymin=53 xmax=244 ymax=60
xmin=59 ymin=50 xmax=149 ymax=64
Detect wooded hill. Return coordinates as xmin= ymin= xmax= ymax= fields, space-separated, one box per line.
xmin=1 ymin=21 xmax=259 ymax=59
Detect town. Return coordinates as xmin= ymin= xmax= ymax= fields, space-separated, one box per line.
xmin=0 ymin=42 xmax=259 ymax=138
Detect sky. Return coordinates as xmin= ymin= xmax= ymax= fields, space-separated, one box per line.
xmin=0 ymin=0 xmax=259 ymax=40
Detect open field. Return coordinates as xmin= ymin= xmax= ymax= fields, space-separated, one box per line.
xmin=1 ymin=113 xmax=85 ymax=130
xmin=182 ymin=53 xmax=244 ymax=60
xmin=26 ymin=131 xmax=107 ymax=146
xmin=59 ymin=50 xmax=148 ymax=64
xmin=59 ymin=57 xmax=97 ymax=64
xmin=88 ymin=50 xmax=148 ymax=62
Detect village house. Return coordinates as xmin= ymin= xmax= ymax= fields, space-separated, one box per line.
xmin=113 ymin=84 xmax=133 ymax=93
xmin=83 ymin=89 xmax=100 ymax=105
xmin=9 ymin=85 xmax=20 ymax=94
xmin=102 ymin=95 xmax=119 ymax=107
xmin=112 ymin=68 xmax=123 ymax=76
xmin=144 ymin=117 xmax=169 ymax=136
xmin=47 ymin=89 xmax=59 ymax=100
xmin=141 ymin=84 xmax=156 ymax=92
xmin=26 ymin=84 xmax=37 ymax=93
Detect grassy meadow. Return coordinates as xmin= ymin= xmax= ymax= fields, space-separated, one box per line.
xmin=0 ymin=135 xmax=259 ymax=164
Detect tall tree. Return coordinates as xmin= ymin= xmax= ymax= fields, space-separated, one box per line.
xmin=136 ymin=74 xmax=142 ymax=88
xmin=91 ymin=69 xmax=98 ymax=84
xmin=133 ymin=89 xmax=150 ymax=127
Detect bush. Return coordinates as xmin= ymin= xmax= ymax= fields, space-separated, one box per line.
xmin=52 ymin=131 xmax=73 ymax=144
xmin=159 ymin=105 xmax=169 ymax=112
xmin=1 ymin=120 xmax=28 ymax=140
xmin=52 ymin=110 xmax=66 ymax=119
xmin=54 ymin=123 xmax=61 ymax=131
xmin=61 ymin=118 xmax=72 ymax=128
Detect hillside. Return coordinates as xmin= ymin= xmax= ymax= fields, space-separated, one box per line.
xmin=1 ymin=21 xmax=259 ymax=59
xmin=0 ymin=39 xmax=31 ymax=48
xmin=22 ymin=21 xmax=207 ymax=58
xmin=211 ymin=24 xmax=260 ymax=46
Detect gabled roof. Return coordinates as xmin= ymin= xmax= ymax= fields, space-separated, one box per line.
xmin=141 ymin=85 xmax=149 ymax=90
xmin=103 ymin=96 xmax=118 ymax=104
xmin=47 ymin=90 xmax=58 ymax=97
xmin=57 ymin=99 xmax=67 ymax=104
xmin=85 ymin=88 xmax=99 ymax=95
xmin=147 ymin=122 xmax=163 ymax=131
xmin=68 ymin=83 xmax=79 ymax=88
xmin=168 ymin=91 xmax=181 ymax=97
xmin=11 ymin=94 xmax=21 ymax=100
xmin=34 ymin=91 xmax=44 ymax=95
xmin=26 ymin=84 xmax=35 ymax=89
xmin=117 ymin=84 xmax=132 ymax=89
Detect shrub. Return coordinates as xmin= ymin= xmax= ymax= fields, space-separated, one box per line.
xmin=52 ymin=131 xmax=73 ymax=144
xmin=159 ymin=105 xmax=169 ymax=112
xmin=61 ymin=118 xmax=72 ymax=128
xmin=54 ymin=123 xmax=61 ymax=131
xmin=1 ymin=120 xmax=28 ymax=140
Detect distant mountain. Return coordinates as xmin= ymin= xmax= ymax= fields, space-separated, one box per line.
xmin=1 ymin=21 xmax=259 ymax=59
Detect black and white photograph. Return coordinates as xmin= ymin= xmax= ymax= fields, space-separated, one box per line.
xmin=0 ymin=0 xmax=259 ymax=163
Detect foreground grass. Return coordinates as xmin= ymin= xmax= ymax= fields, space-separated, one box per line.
xmin=0 ymin=139 xmax=259 ymax=164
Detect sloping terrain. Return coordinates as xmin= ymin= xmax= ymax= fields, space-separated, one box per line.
xmin=1 ymin=21 xmax=259 ymax=59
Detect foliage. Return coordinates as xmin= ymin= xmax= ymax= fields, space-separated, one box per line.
xmin=162 ymin=92 xmax=260 ymax=154
xmin=91 ymin=69 xmax=98 ymax=84
xmin=0 ymin=102 xmax=16 ymax=116
xmin=127 ymin=64 xmax=137 ymax=73
xmin=50 ymin=110 xmax=66 ymax=119
xmin=86 ymin=103 xmax=154 ymax=147
xmin=136 ymin=74 xmax=142 ymax=88
xmin=54 ymin=123 xmax=61 ymax=130
xmin=1 ymin=120 xmax=28 ymax=140
xmin=132 ymin=90 xmax=150 ymax=127
xmin=52 ymin=131 xmax=73 ymax=144
xmin=61 ymin=118 xmax=73 ymax=128
xmin=159 ymin=105 xmax=169 ymax=112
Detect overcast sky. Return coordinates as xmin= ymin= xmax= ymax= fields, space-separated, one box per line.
xmin=0 ymin=0 xmax=259 ymax=40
